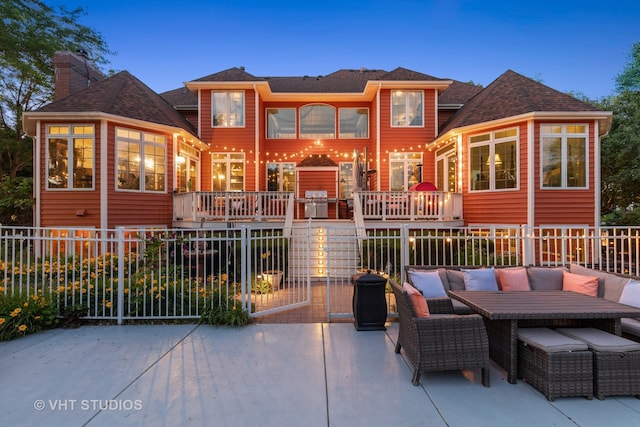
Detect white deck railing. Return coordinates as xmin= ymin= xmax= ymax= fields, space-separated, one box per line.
xmin=173 ymin=191 xmax=294 ymax=222
xmin=355 ymin=191 xmax=462 ymax=221
xmin=174 ymin=190 xmax=463 ymax=222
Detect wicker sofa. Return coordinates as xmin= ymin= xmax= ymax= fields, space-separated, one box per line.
xmin=389 ymin=280 xmax=491 ymax=387
xmin=404 ymin=264 xmax=640 ymax=342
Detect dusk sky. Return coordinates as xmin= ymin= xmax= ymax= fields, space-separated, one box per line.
xmin=49 ymin=0 xmax=639 ymax=99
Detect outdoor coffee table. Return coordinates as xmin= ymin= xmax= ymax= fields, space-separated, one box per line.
xmin=448 ymin=290 xmax=640 ymax=384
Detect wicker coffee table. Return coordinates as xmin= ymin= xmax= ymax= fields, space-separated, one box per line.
xmin=448 ymin=290 xmax=640 ymax=384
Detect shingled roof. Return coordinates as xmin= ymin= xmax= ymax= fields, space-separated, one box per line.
xmin=439 ymin=70 xmax=602 ymax=135
xmin=37 ymin=71 xmax=198 ymax=136
xmin=190 ymin=66 xmax=447 ymax=93
xmin=438 ymin=80 xmax=484 ymax=105
xmin=160 ymin=86 xmax=197 ymax=107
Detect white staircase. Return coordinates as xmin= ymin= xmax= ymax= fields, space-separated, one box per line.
xmin=288 ymin=221 xmax=360 ymax=279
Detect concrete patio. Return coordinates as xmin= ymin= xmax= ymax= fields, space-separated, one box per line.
xmin=1 ymin=322 xmax=639 ymax=427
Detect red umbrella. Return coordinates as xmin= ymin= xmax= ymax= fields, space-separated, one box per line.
xmin=409 ymin=181 xmax=438 ymax=191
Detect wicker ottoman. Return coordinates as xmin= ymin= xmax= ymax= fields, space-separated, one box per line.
xmin=557 ymin=328 xmax=640 ymax=400
xmin=517 ymin=328 xmax=593 ymax=401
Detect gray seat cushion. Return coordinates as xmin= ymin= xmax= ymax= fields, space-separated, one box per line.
xmin=621 ymin=318 xmax=640 ymax=340
xmin=556 ymin=327 xmax=640 ymax=353
xmin=518 ymin=328 xmax=588 ymax=353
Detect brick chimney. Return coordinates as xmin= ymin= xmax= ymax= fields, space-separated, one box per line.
xmin=53 ymin=50 xmax=105 ymax=100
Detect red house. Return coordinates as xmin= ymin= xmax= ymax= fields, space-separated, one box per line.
xmin=22 ymin=51 xmax=612 ymax=230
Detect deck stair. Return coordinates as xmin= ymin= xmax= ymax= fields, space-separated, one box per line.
xmin=288 ymin=221 xmax=359 ymax=279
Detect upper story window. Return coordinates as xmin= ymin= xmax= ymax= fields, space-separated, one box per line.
xmin=339 ymin=108 xmax=369 ymax=138
xmin=266 ymin=108 xmax=296 ymax=139
xmin=300 ymin=104 xmax=335 ymax=139
xmin=391 ymin=90 xmax=423 ymax=127
xmin=389 ymin=152 xmax=422 ymax=190
xmin=469 ymin=128 xmax=518 ymax=191
xmin=116 ymin=128 xmax=166 ymax=192
xmin=541 ymin=124 xmax=588 ymax=189
xmin=47 ymin=124 xmax=94 ymax=190
xmin=212 ymin=91 xmax=244 ymax=127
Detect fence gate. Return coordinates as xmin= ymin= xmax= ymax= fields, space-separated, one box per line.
xmin=246 ymin=225 xmax=312 ymax=317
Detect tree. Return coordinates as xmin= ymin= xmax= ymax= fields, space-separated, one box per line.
xmin=616 ymin=42 xmax=640 ymax=92
xmin=0 ymin=0 xmax=111 ymax=176
xmin=0 ymin=1 xmax=111 ymax=225
xmin=599 ymin=41 xmax=640 ymax=222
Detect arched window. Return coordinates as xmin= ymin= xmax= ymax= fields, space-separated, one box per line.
xmin=299 ymin=104 xmax=335 ymax=139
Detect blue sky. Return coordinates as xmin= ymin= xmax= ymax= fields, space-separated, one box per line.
xmin=50 ymin=0 xmax=639 ymax=99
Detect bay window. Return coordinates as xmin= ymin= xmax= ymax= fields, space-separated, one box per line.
xmin=47 ymin=125 xmax=94 ymax=190
xmin=469 ymin=128 xmax=518 ymax=191
xmin=541 ymin=124 xmax=587 ymax=188
xmin=116 ymin=128 xmax=166 ymax=192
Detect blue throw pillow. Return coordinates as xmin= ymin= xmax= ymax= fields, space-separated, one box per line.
xmin=408 ymin=270 xmax=447 ymax=297
xmin=462 ymin=268 xmax=499 ymax=291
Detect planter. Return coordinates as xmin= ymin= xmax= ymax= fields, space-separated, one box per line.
xmin=262 ymin=270 xmax=283 ymax=290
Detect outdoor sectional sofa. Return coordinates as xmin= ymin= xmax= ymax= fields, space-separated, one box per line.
xmin=404 ymin=264 xmax=640 ymax=342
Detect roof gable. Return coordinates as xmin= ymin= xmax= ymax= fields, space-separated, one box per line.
xmin=37 ymin=71 xmax=197 ymax=135
xmin=376 ymin=67 xmax=445 ymax=82
xmin=439 ymin=70 xmax=601 ymax=134
xmin=192 ymin=67 xmax=264 ymax=82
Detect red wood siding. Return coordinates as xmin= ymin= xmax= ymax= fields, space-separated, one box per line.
xmin=378 ymin=89 xmax=438 ymax=190
xmin=199 ymin=89 xmax=257 ymax=191
xmin=461 ymin=122 xmax=529 ymax=225
xmin=296 ymin=169 xmax=338 ymax=218
xmin=106 ymin=122 xmax=174 ymax=227
xmin=39 ymin=120 xmax=102 ymax=228
xmin=533 ymin=120 xmax=597 ymax=226
xmin=258 ymin=101 xmax=377 ymax=191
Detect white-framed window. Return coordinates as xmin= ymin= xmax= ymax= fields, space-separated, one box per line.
xmin=469 ymin=128 xmax=518 ymax=192
xmin=339 ymin=162 xmax=354 ymax=198
xmin=541 ymin=124 xmax=588 ymax=189
xmin=116 ymin=128 xmax=166 ymax=192
xmin=300 ymin=104 xmax=335 ymax=139
xmin=266 ymin=162 xmax=295 ymax=192
xmin=389 ymin=152 xmax=422 ymax=190
xmin=176 ymin=143 xmax=200 ymax=192
xmin=339 ymin=108 xmax=369 ymax=138
xmin=212 ymin=153 xmax=245 ymax=191
xmin=46 ymin=124 xmax=95 ymax=190
xmin=266 ymin=108 xmax=296 ymax=139
xmin=391 ymin=90 xmax=423 ymax=127
xmin=436 ymin=145 xmax=456 ymax=192
xmin=212 ymin=91 xmax=245 ymax=127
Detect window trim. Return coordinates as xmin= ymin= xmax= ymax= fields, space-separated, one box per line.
xmin=468 ymin=127 xmax=519 ymax=193
xmin=540 ymin=124 xmax=589 ymax=190
xmin=211 ymin=90 xmax=245 ymax=128
xmin=211 ymin=152 xmax=246 ymax=192
xmin=266 ymin=108 xmax=297 ymax=139
xmin=115 ymin=127 xmax=167 ymax=193
xmin=390 ymin=90 xmax=424 ymax=128
xmin=299 ymin=103 xmax=336 ymax=139
xmin=338 ymin=107 xmax=369 ymax=139
xmin=46 ymin=124 xmax=95 ymax=191
xmin=388 ymin=152 xmax=423 ymax=191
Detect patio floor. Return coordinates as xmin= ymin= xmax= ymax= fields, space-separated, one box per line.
xmin=1 ymin=322 xmax=639 ymax=426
